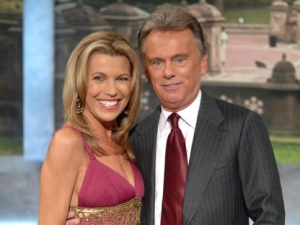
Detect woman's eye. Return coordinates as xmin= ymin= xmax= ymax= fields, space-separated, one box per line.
xmin=118 ymin=77 xmax=130 ymax=82
xmin=93 ymin=76 xmax=103 ymax=81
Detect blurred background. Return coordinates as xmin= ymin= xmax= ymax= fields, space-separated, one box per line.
xmin=0 ymin=0 xmax=299 ymax=224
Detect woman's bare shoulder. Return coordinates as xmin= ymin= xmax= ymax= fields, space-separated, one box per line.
xmin=46 ymin=125 xmax=85 ymax=164
xmin=53 ymin=126 xmax=83 ymax=146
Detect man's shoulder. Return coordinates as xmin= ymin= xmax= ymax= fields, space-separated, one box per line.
xmin=202 ymin=91 xmax=249 ymax=114
xmin=215 ymin=97 xmax=248 ymax=112
xmin=209 ymin=94 xmax=263 ymax=125
xmin=130 ymin=106 xmax=161 ymax=135
xmin=202 ymin=92 xmax=256 ymax=124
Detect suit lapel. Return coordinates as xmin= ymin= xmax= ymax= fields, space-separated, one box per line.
xmin=132 ymin=107 xmax=161 ymax=225
xmin=182 ymin=92 xmax=228 ymax=224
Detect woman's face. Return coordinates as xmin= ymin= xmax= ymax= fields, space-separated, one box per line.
xmin=83 ymin=53 xmax=131 ymax=125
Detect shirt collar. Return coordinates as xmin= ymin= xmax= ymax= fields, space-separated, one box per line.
xmin=158 ymin=90 xmax=202 ymax=132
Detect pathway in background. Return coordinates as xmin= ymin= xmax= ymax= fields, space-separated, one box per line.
xmin=204 ymin=33 xmax=300 ymax=83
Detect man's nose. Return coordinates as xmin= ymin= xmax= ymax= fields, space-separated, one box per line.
xmin=164 ymin=62 xmax=174 ymax=78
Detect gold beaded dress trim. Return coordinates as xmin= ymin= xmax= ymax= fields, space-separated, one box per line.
xmin=69 ymin=197 xmax=142 ymax=225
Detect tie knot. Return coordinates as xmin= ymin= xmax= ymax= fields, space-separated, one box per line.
xmin=168 ymin=113 xmax=180 ymax=128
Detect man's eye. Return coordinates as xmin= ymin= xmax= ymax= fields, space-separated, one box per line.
xmin=153 ymin=61 xmax=162 ymax=66
xmin=176 ymin=58 xmax=184 ymax=63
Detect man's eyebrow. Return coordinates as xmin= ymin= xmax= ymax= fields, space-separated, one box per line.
xmin=147 ymin=57 xmax=164 ymax=62
xmin=172 ymin=53 xmax=189 ymax=59
xmin=147 ymin=53 xmax=189 ymax=61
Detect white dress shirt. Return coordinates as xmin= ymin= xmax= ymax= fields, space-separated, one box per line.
xmin=154 ymin=90 xmax=202 ymax=225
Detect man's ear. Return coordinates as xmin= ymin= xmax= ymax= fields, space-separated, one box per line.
xmin=143 ymin=67 xmax=151 ymax=83
xmin=200 ymin=53 xmax=208 ymax=76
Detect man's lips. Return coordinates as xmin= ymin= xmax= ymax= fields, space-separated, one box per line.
xmin=162 ymin=83 xmax=181 ymax=90
xmin=163 ymin=84 xmax=178 ymax=87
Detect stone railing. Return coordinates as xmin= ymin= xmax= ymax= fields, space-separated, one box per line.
xmin=224 ymin=24 xmax=270 ymax=35
xmin=202 ymin=81 xmax=300 ymax=137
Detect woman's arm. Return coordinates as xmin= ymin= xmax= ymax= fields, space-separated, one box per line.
xmin=38 ymin=128 xmax=84 ymax=225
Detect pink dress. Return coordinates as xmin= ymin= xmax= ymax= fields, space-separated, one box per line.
xmin=64 ymin=126 xmax=144 ymax=224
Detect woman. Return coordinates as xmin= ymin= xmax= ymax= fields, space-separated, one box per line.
xmin=38 ymin=31 xmax=144 ymax=225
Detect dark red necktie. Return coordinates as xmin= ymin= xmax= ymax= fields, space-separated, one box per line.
xmin=161 ymin=113 xmax=188 ymax=225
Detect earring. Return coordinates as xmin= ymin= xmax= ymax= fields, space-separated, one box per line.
xmin=76 ymin=97 xmax=83 ymax=114
xmin=121 ymin=110 xmax=129 ymax=127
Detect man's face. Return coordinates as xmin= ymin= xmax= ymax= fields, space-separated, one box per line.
xmin=143 ymin=28 xmax=208 ymax=112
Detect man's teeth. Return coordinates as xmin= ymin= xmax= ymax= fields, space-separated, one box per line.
xmin=99 ymin=100 xmax=118 ymax=106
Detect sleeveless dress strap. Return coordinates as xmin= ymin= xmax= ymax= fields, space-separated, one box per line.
xmin=60 ymin=126 xmax=96 ymax=160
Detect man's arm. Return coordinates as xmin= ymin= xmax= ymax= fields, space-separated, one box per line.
xmin=65 ymin=211 xmax=80 ymax=225
xmin=238 ymin=111 xmax=285 ymax=224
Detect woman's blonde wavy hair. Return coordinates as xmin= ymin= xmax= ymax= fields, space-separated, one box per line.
xmin=63 ymin=31 xmax=141 ymax=162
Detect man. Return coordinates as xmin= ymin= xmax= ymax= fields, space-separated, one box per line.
xmin=66 ymin=5 xmax=285 ymax=225
xmin=131 ymin=5 xmax=284 ymax=225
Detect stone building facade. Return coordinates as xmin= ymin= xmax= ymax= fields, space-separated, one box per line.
xmin=270 ymin=0 xmax=300 ymax=43
xmin=182 ymin=0 xmax=225 ymax=74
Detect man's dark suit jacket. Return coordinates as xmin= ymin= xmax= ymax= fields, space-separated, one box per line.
xmin=130 ymin=91 xmax=285 ymax=225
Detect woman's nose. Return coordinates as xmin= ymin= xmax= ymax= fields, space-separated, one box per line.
xmin=104 ymin=81 xmax=118 ymax=96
